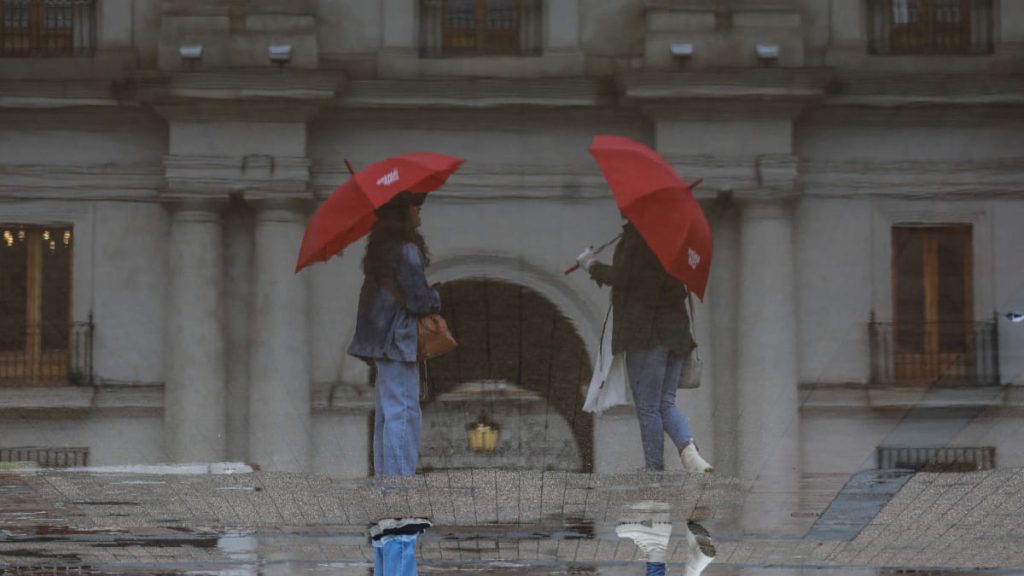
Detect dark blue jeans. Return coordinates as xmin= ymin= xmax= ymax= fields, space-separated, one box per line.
xmin=374 ymin=359 xmax=421 ymax=478
xmin=626 ymin=346 xmax=694 ymax=470
xmin=373 ymin=534 xmax=418 ymax=575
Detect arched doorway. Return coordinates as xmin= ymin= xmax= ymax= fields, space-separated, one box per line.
xmin=420 ymin=279 xmax=594 ymax=472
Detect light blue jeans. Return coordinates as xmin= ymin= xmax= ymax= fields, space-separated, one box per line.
xmin=374 ymin=359 xmax=421 ymax=478
xmin=626 ymin=346 xmax=693 ymax=471
xmin=373 ymin=533 xmax=419 ymax=576
xmin=646 ymin=561 xmax=666 ymax=576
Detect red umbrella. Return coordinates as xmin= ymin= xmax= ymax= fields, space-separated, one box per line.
xmin=588 ymin=135 xmax=712 ymax=300
xmin=295 ymin=152 xmax=464 ymax=273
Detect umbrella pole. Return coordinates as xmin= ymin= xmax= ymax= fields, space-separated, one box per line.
xmin=344 ymin=159 xmax=356 ymax=175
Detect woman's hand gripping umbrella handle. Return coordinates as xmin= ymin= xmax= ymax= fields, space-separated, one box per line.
xmin=564 ymin=233 xmax=623 ymax=275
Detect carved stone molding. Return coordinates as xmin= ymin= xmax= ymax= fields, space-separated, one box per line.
xmin=336 ymin=78 xmax=612 ymax=110
xmin=138 ymin=71 xmax=338 ymax=121
xmin=620 ymin=69 xmax=834 ymax=109
xmin=163 ymin=154 xmax=311 ymax=199
xmin=801 ymin=158 xmax=1024 ymax=199
xmin=0 ymin=163 xmax=163 ymax=201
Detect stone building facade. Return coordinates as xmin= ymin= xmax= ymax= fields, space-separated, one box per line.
xmin=2 ymin=1 xmax=1023 ymax=499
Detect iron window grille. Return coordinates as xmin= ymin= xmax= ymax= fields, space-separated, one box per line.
xmin=420 ymin=0 xmax=542 ymax=58
xmin=0 ymin=446 xmax=88 ymax=467
xmin=868 ymin=0 xmax=994 ymax=55
xmin=0 ymin=0 xmax=96 ymax=57
xmin=877 ymin=445 xmax=996 ymax=472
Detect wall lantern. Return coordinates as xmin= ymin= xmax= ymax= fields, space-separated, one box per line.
xmin=467 ymin=410 xmax=499 ymax=453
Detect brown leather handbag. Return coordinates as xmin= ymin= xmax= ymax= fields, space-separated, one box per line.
xmin=417 ymin=314 xmax=457 ymax=361
xmin=382 ymin=279 xmax=458 ymax=361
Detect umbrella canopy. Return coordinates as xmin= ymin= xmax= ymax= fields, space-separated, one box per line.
xmin=295 ymin=152 xmax=464 ymax=273
xmin=589 ymin=135 xmax=712 ymax=300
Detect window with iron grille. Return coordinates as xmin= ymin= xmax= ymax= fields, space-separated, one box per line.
xmin=868 ymin=224 xmax=1001 ymax=388
xmin=420 ymin=0 xmax=542 ymax=58
xmin=868 ymin=0 xmax=994 ymax=55
xmin=0 ymin=0 xmax=96 ymax=57
xmin=0 ymin=224 xmax=91 ymax=386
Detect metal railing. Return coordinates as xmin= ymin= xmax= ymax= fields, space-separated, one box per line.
xmin=877 ymin=445 xmax=995 ymax=472
xmin=868 ymin=0 xmax=993 ymax=55
xmin=868 ymin=315 xmax=1000 ymax=387
xmin=419 ymin=0 xmax=542 ymax=58
xmin=0 ymin=318 xmax=93 ymax=385
xmin=0 ymin=446 xmax=88 ymax=467
xmin=0 ymin=0 xmax=96 ymax=57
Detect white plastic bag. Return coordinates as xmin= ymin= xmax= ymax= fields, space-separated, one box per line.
xmin=583 ymin=311 xmax=633 ymax=415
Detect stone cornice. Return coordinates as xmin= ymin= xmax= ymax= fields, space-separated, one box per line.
xmin=618 ymin=69 xmax=835 ymax=108
xmin=311 ymin=156 xmax=780 ymax=201
xmin=311 ymin=160 xmax=612 ymax=201
xmin=136 ymin=70 xmax=339 ymax=120
xmin=827 ymin=72 xmax=1024 ymax=107
xmin=662 ymin=154 xmax=798 ymax=195
xmin=0 ymin=79 xmax=130 ymax=109
xmin=801 ymin=158 xmax=1024 ymax=199
xmin=0 ymin=163 xmax=163 ymax=201
xmin=335 ymin=78 xmax=614 ymax=110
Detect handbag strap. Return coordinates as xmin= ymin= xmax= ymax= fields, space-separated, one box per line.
xmin=686 ymin=291 xmax=700 ymax=359
xmin=597 ymin=300 xmax=612 ymax=364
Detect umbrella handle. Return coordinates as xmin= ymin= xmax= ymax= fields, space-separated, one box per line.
xmin=564 ymin=263 xmax=580 ymax=275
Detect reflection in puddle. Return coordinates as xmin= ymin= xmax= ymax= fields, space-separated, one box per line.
xmin=1 ymin=468 xmax=1023 ymax=575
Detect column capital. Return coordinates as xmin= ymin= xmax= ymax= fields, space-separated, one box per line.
xmin=732 ymin=191 xmax=798 ymax=222
xmin=167 ymin=198 xmax=226 ymax=223
xmin=251 ymin=198 xmax=313 ymax=224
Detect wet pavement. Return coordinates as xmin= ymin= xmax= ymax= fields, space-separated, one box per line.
xmin=2 ymin=467 xmax=1024 ymax=575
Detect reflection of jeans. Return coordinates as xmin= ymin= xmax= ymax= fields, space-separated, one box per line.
xmin=646 ymin=562 xmax=666 ymax=576
xmin=626 ymin=346 xmax=693 ymax=470
xmin=373 ymin=534 xmax=419 ymax=576
xmin=374 ymin=359 xmax=421 ymax=477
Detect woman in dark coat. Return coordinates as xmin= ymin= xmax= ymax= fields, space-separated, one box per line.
xmin=578 ymin=222 xmax=712 ymax=473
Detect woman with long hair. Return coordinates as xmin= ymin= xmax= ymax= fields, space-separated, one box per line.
xmin=348 ymin=191 xmax=440 ymax=479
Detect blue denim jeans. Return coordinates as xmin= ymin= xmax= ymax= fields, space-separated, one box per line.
xmin=374 ymin=359 xmax=421 ymax=478
xmin=626 ymin=346 xmax=694 ymax=470
xmin=373 ymin=534 xmax=419 ymax=576
xmin=646 ymin=562 xmax=667 ymax=576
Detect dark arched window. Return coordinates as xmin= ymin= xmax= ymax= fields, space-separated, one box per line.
xmin=423 ymin=279 xmax=594 ymax=471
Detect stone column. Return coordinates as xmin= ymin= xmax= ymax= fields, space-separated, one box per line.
xmin=705 ymin=202 xmax=741 ymax=477
xmin=165 ymin=200 xmax=227 ymax=462
xmin=248 ymin=201 xmax=312 ymax=472
xmin=224 ymin=203 xmax=253 ymax=462
xmin=735 ymin=196 xmax=800 ymax=531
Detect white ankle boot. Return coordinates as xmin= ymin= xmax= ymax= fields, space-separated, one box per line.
xmin=616 ymin=521 xmax=672 ymax=563
xmin=680 ymin=442 xmax=713 ymax=474
xmin=684 ymin=522 xmax=716 ymax=576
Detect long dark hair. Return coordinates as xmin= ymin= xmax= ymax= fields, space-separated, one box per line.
xmin=362 ymin=191 xmax=430 ymax=284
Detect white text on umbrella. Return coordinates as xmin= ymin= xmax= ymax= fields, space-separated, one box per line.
xmin=376 ymin=168 xmax=400 ymax=186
